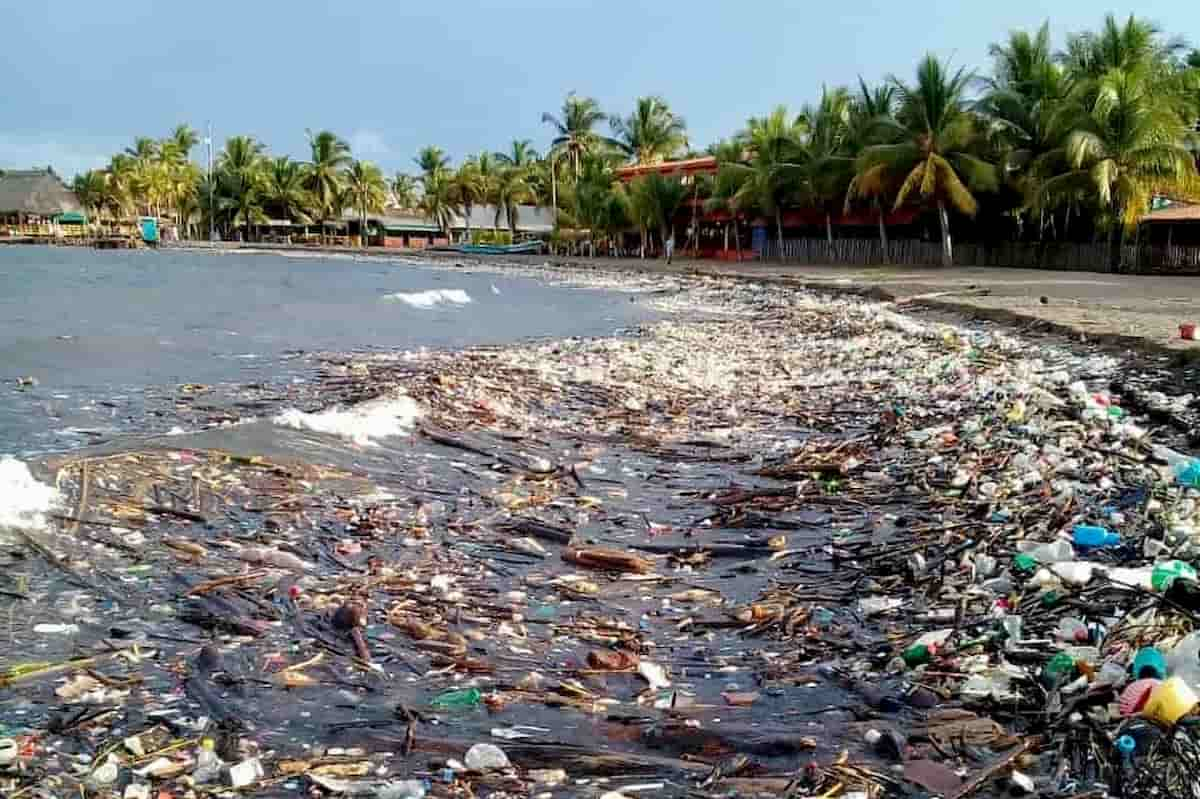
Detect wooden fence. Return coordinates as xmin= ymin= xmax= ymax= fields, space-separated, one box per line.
xmin=760 ymin=238 xmax=1200 ymax=275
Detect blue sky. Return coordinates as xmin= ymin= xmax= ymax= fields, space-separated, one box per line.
xmin=0 ymin=0 xmax=1194 ymax=178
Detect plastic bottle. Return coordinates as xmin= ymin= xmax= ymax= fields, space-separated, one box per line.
xmin=1154 ymin=445 xmax=1200 ymax=487
xmin=1043 ymin=652 xmax=1077 ymax=689
xmin=1056 ymin=618 xmax=1089 ymax=643
xmin=1168 ymin=632 xmax=1200 ymax=688
xmin=1142 ymin=677 xmax=1199 ymax=726
xmin=375 ymin=780 xmax=428 ymax=799
xmin=1152 ymin=560 xmax=1199 ymax=592
xmin=1132 ymin=647 xmax=1167 ymax=681
xmin=194 ymin=739 xmax=222 ymax=785
xmin=1073 ymin=525 xmax=1121 ymax=549
xmin=1017 ymin=539 xmax=1075 ymax=564
xmin=430 ymin=687 xmax=483 ymax=709
xmin=1104 ymin=566 xmax=1155 ymax=591
xmin=901 ymin=643 xmax=937 ymax=668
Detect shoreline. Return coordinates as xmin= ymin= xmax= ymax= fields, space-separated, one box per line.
xmin=4 ymin=267 xmax=1200 ymax=797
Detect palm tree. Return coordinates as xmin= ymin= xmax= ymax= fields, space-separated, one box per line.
xmin=125 ymin=137 xmax=159 ymax=163
xmin=219 ymin=135 xmax=265 ymax=178
xmin=305 ymin=130 xmax=352 ymax=240
xmin=418 ymin=170 xmax=459 ymax=240
xmin=859 ymin=55 xmax=998 ymax=265
xmin=1040 ymin=63 xmax=1200 ymax=270
xmin=391 ymin=173 xmax=420 ymax=209
xmin=449 ymin=161 xmax=486 ymax=242
xmin=980 ymin=25 xmax=1075 ymax=240
xmin=794 ymin=87 xmax=854 ymax=244
xmin=218 ymin=169 xmax=264 ymax=242
xmin=1061 ymin=14 xmax=1188 ymax=79
xmin=623 ymin=173 xmax=689 ymax=258
xmin=343 ymin=160 xmax=388 ymax=246
xmin=727 ymin=106 xmax=805 ymax=262
xmin=497 ymin=139 xmax=539 ymax=168
xmin=262 ymin=157 xmax=313 ymax=224
xmin=704 ymin=140 xmax=749 ymax=258
xmin=844 ymin=78 xmax=901 ymax=257
xmin=71 ymin=171 xmax=108 ymax=222
xmin=612 ymin=96 xmax=688 ymax=164
xmin=414 ymin=146 xmax=450 ymax=180
xmin=542 ymin=92 xmax=611 ymax=179
xmin=493 ymin=165 xmax=535 ymax=237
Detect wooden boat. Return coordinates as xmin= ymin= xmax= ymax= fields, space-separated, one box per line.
xmin=455 ymin=241 xmax=544 ymax=256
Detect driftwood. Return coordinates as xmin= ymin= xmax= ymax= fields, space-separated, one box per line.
xmin=499 ymin=517 xmax=574 ymax=545
xmin=420 ymin=424 xmax=557 ymax=474
xmin=563 ymin=546 xmax=654 ymax=574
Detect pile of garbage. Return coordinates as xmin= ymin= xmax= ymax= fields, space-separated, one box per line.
xmin=4 ymin=276 xmax=1200 ymax=798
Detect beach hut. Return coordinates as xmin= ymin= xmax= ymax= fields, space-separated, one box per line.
xmin=0 ymin=168 xmax=83 ymax=239
xmin=1140 ymin=201 xmax=1200 ymax=271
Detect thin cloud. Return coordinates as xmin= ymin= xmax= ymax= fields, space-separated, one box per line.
xmin=349 ymin=129 xmax=390 ymax=158
xmin=0 ymin=134 xmax=114 ymax=180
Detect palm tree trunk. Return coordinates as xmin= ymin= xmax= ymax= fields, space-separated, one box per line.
xmin=1109 ymin=217 xmax=1122 ymax=273
xmin=734 ymin=218 xmax=742 ymax=262
xmin=877 ymin=204 xmax=890 ymax=265
xmin=825 ymin=212 xmax=833 ymax=246
xmin=775 ymin=208 xmax=785 ymax=264
xmin=937 ymin=200 xmax=953 ymax=267
xmin=464 ymin=203 xmax=472 ymax=244
xmin=723 ymin=222 xmax=729 ymax=254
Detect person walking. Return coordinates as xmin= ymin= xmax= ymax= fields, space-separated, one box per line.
xmin=665 ymin=232 xmax=675 ymax=265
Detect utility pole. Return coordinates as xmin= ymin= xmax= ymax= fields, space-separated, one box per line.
xmin=206 ymin=122 xmax=215 ymax=243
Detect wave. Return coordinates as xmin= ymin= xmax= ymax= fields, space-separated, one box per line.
xmin=0 ymin=456 xmax=61 ymax=532
xmin=273 ymin=396 xmax=422 ymax=447
xmin=382 ymin=289 xmax=473 ymax=309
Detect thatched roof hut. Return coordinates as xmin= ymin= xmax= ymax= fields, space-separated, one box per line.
xmin=0 ymin=168 xmax=82 ymax=217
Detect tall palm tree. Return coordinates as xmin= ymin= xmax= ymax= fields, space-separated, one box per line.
xmin=794 ymin=87 xmax=853 ymax=243
xmin=418 ymin=170 xmax=460 ymax=240
xmin=305 ymin=129 xmax=352 ymax=239
xmin=612 ymin=96 xmax=688 ymax=164
xmin=704 ymin=139 xmax=749 ymax=258
xmin=497 ymin=139 xmax=539 ymax=168
xmin=262 ymin=157 xmax=313 ymax=224
xmin=623 ymin=174 xmax=688 ymax=257
xmin=1061 ymin=14 xmax=1188 ymax=79
xmin=71 ymin=171 xmax=108 ymax=221
xmin=343 ymin=160 xmax=388 ymax=246
xmin=727 ymin=106 xmax=805 ymax=262
xmin=493 ymin=165 xmax=535 ymax=236
xmin=414 ymin=146 xmax=451 ymax=179
xmin=1040 ymin=63 xmax=1200 ymax=270
xmin=391 ymin=173 xmax=420 ymax=209
xmin=218 ymin=169 xmax=264 ymax=241
xmin=844 ymin=78 xmax=901 ymax=256
xmin=219 ymin=135 xmax=265 ymax=178
xmin=980 ymin=26 xmax=1075 ymax=239
xmin=859 ymin=55 xmax=998 ymax=265
xmin=542 ymin=92 xmax=611 ymax=179
xmin=125 ymin=137 xmax=159 ymax=163
xmin=449 ymin=160 xmax=486 ymax=241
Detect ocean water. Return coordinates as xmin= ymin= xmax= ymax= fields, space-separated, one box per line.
xmin=0 ymin=246 xmax=653 ymax=456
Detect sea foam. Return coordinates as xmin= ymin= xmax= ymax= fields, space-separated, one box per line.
xmin=0 ymin=456 xmax=61 ymax=532
xmin=383 ymin=289 xmax=473 ymax=309
xmin=273 ymin=396 xmax=422 ymax=447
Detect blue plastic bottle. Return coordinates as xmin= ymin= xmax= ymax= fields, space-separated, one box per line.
xmin=1072 ymin=525 xmax=1121 ymax=549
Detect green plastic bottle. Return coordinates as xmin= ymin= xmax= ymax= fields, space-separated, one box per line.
xmin=1152 ymin=561 xmax=1199 ymax=592
xmin=902 ymin=643 xmax=936 ymax=668
xmin=430 ymin=687 xmax=482 ymax=709
xmin=1042 ymin=651 xmax=1077 ymax=689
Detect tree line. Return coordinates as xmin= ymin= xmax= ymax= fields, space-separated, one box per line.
xmin=69 ymin=14 xmax=1200 ymax=264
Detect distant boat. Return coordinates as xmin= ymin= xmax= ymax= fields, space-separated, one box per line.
xmin=455 ymin=241 xmax=544 ymax=256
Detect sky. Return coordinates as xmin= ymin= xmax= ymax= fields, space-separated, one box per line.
xmin=0 ymin=0 xmax=1195 ymax=179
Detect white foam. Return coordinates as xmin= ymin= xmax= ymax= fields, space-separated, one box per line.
xmin=383 ymin=289 xmax=473 ymax=309
xmin=0 ymin=456 xmax=61 ymax=532
xmin=273 ymin=396 xmax=422 ymax=447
